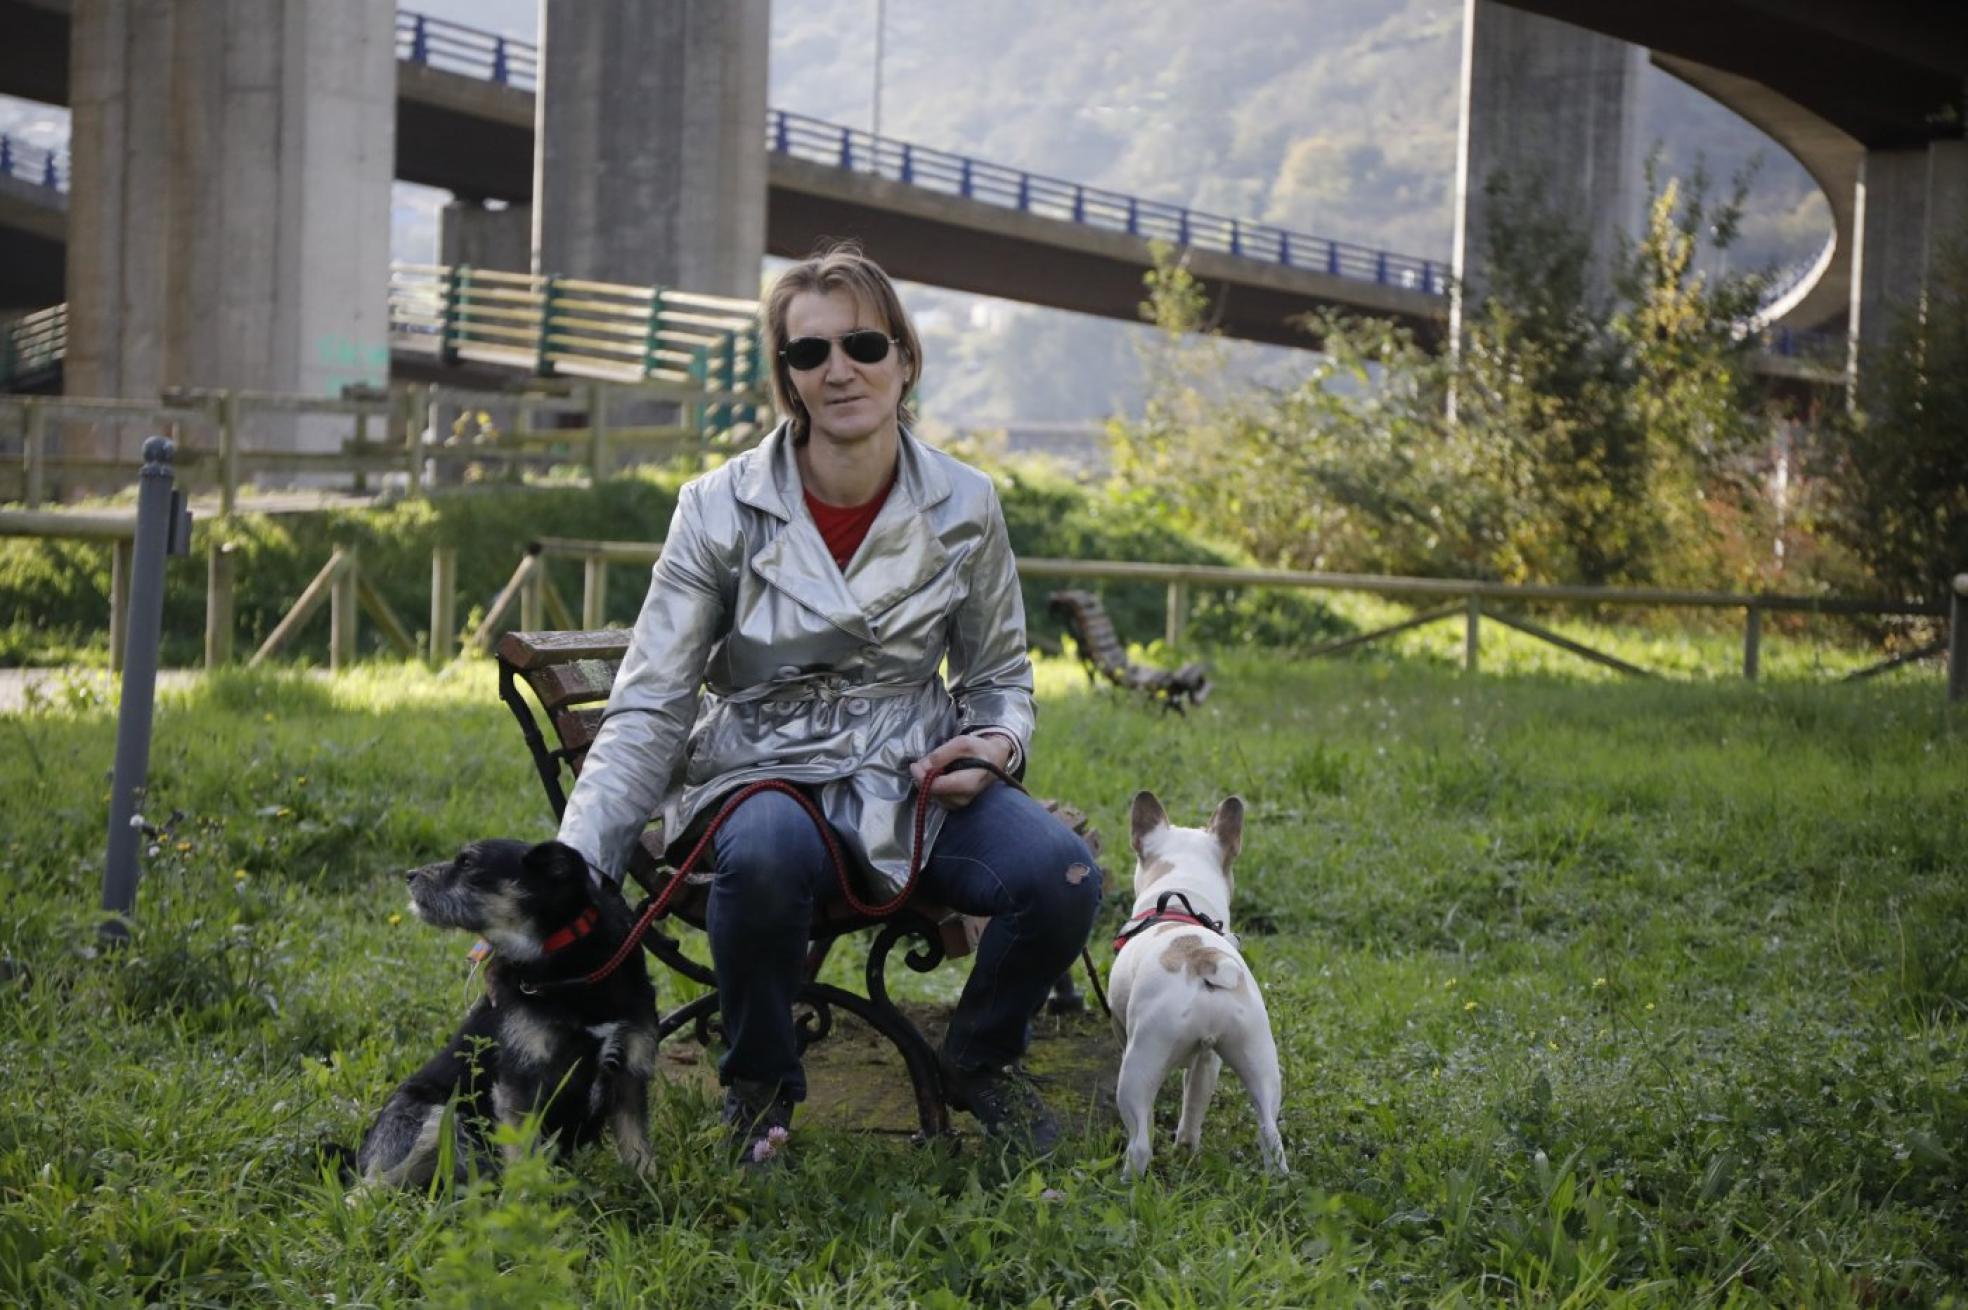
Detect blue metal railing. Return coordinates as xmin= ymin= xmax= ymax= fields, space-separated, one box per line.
xmin=1759 ymin=324 xmax=1843 ymax=363
xmin=388 ymin=7 xmax=1445 ymax=296
xmin=765 ymin=109 xmax=1446 ymax=295
xmin=0 ymin=134 xmax=68 ymax=193
xmin=395 ymin=11 xmax=537 ymax=90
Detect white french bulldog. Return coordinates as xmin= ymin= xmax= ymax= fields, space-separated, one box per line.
xmin=1108 ymin=790 xmax=1286 ymax=1179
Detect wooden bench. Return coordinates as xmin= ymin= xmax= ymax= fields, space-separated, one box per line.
xmin=1047 ymin=589 xmax=1212 ymax=713
xmin=495 ymin=628 xmax=1096 ymax=1137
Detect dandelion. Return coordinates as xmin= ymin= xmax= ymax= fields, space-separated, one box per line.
xmin=295 ymin=776 xmax=308 ymax=786
xmin=232 ymin=868 xmax=249 ymax=881
xmin=1463 ymin=1000 xmax=1478 ymax=1012
xmin=387 ymin=912 xmax=403 ymax=926
xmin=262 ymin=713 xmax=274 ymax=724
xmin=1443 ymin=977 xmax=1458 ymax=991
xmin=1593 ymin=977 xmax=1608 ymax=989
xmin=275 ymin=806 xmax=293 ymax=818
xmin=1546 ymin=1040 xmax=1559 ymax=1052
xmin=174 ymin=840 xmax=192 ymax=853
xmin=1644 ymin=1002 xmax=1655 ymax=1012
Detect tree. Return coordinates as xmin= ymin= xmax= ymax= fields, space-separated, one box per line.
xmin=1107 ymin=162 xmax=1781 ymax=591
xmin=1826 ymin=241 xmax=1968 ymax=608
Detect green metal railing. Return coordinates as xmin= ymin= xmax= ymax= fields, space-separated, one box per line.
xmin=0 ymin=303 xmax=65 ymax=391
xmin=387 ymin=262 xmax=767 ymax=442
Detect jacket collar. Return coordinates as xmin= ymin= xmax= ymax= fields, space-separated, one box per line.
xmin=740 ymin=422 xmax=954 ymax=642
xmin=734 ymin=421 xmax=952 ymax=520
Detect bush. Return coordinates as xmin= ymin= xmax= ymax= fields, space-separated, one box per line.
xmin=3 ymin=460 xmax=1351 ymax=666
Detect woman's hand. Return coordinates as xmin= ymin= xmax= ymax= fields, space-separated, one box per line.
xmin=909 ymin=733 xmax=1015 ymax=809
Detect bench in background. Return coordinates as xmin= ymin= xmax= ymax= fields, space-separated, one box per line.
xmin=1047 ymin=589 xmax=1212 ymax=713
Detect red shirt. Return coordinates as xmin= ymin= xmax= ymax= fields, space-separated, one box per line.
xmin=804 ymin=475 xmax=896 ymax=570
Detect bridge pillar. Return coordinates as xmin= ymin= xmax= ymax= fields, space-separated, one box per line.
xmin=1851 ymin=139 xmax=1968 ymax=365
xmin=65 ymin=0 xmax=395 ymax=468
xmin=533 ymin=0 xmax=769 ymax=296
xmin=1450 ymin=0 xmax=1643 ymax=338
xmin=441 ymin=201 xmax=532 ymax=273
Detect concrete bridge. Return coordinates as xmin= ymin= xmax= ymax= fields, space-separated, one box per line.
xmin=4 ymin=0 xmax=1958 ymax=428
xmin=0 ymin=3 xmax=1444 ymax=357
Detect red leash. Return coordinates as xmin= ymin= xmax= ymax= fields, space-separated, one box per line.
xmin=572 ymin=757 xmax=1013 ymax=989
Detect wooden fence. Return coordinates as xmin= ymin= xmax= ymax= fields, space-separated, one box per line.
xmin=470 ymin=540 xmax=1967 ymax=699
xmin=4 ymin=514 xmax=1964 ymax=701
xmin=0 ymin=376 xmax=771 ymax=511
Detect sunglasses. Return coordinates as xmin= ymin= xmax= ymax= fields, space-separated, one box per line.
xmin=779 ymin=330 xmax=898 ymax=371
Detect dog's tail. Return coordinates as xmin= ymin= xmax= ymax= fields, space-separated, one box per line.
xmin=1197 ymin=949 xmax=1241 ymax=991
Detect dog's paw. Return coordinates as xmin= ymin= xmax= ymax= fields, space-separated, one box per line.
xmin=617 ymin=1135 xmax=655 ymax=1178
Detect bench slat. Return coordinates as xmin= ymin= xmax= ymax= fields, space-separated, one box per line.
xmin=551 ymin=705 xmax=608 ymax=763
xmin=523 ymin=659 xmax=620 ymax=713
xmin=499 ymin=627 xmax=632 ymax=670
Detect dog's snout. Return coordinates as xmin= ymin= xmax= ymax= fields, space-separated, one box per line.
xmin=405 ymin=862 xmax=440 ymax=885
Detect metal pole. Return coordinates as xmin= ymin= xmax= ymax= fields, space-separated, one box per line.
xmin=101 ymin=437 xmax=187 ymax=940
xmin=23 ymin=400 xmax=45 ymax=508
xmin=1743 ymin=604 xmax=1762 ymax=682
xmin=1950 ymin=573 xmax=1967 ymax=704
xmin=871 ymin=0 xmax=885 ymax=139
xmin=1464 ymin=594 xmax=1481 ymax=673
xmin=108 ymin=538 xmax=132 ymax=675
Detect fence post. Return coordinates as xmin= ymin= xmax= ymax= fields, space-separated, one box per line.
xmin=1464 ymin=594 xmax=1481 ymax=673
xmin=520 ymin=553 xmax=545 ymax=632
xmin=100 ymin=437 xmax=189 ymax=941
xmin=205 ymin=541 xmax=235 ymax=668
xmin=1950 ymin=573 xmax=1967 ymax=704
xmin=218 ymin=390 xmax=240 ymax=515
xmin=22 ymin=400 xmax=44 ymax=507
xmin=583 ymin=553 xmax=608 ymax=629
xmin=329 ymin=549 xmax=357 ymax=671
xmin=1165 ymin=580 xmax=1187 ymax=649
xmin=588 ymin=384 xmax=609 ymax=481
xmin=1742 ymin=604 xmax=1762 ymax=682
xmin=401 ymin=384 xmax=426 ymax=498
xmin=430 ymin=545 xmax=457 ymax=667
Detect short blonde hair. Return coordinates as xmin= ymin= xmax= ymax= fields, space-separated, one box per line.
xmin=762 ymin=241 xmax=921 ymax=440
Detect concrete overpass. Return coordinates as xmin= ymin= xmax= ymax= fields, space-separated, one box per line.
xmin=0 ymin=1 xmax=1446 ymax=351
xmin=0 ymin=0 xmax=1867 ymax=412
xmin=1489 ymin=0 xmax=1967 ymax=346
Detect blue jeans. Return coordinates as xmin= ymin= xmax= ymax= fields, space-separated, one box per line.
xmin=704 ymin=782 xmax=1102 ymax=1099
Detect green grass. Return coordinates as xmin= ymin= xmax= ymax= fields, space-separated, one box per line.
xmin=1 ymin=651 xmax=1963 ymax=1307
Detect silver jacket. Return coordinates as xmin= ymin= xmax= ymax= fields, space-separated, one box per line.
xmin=556 ymin=422 xmax=1036 ymax=894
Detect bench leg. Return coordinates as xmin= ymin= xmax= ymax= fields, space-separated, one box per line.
xmin=1046 ymin=970 xmax=1086 ymax=1014
xmin=644 ymin=916 xmax=959 ymax=1141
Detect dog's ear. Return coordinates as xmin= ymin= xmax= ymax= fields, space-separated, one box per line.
xmin=525 ymin=840 xmax=593 ymax=887
xmin=1208 ymin=796 xmax=1244 ymax=864
xmin=1130 ymin=791 xmax=1169 ymax=854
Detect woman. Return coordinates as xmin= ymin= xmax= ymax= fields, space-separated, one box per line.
xmin=555 ymin=243 xmax=1100 ymax=1163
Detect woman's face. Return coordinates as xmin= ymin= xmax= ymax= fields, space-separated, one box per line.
xmin=782 ymin=287 xmax=908 ymax=449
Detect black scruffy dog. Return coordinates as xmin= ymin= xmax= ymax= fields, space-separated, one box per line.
xmin=353 ymin=839 xmax=659 ymax=1187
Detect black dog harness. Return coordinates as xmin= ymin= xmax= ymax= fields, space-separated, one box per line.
xmin=1112 ymin=889 xmax=1225 ymax=954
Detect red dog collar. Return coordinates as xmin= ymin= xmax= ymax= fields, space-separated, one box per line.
xmin=541 ymin=905 xmax=600 ymax=955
